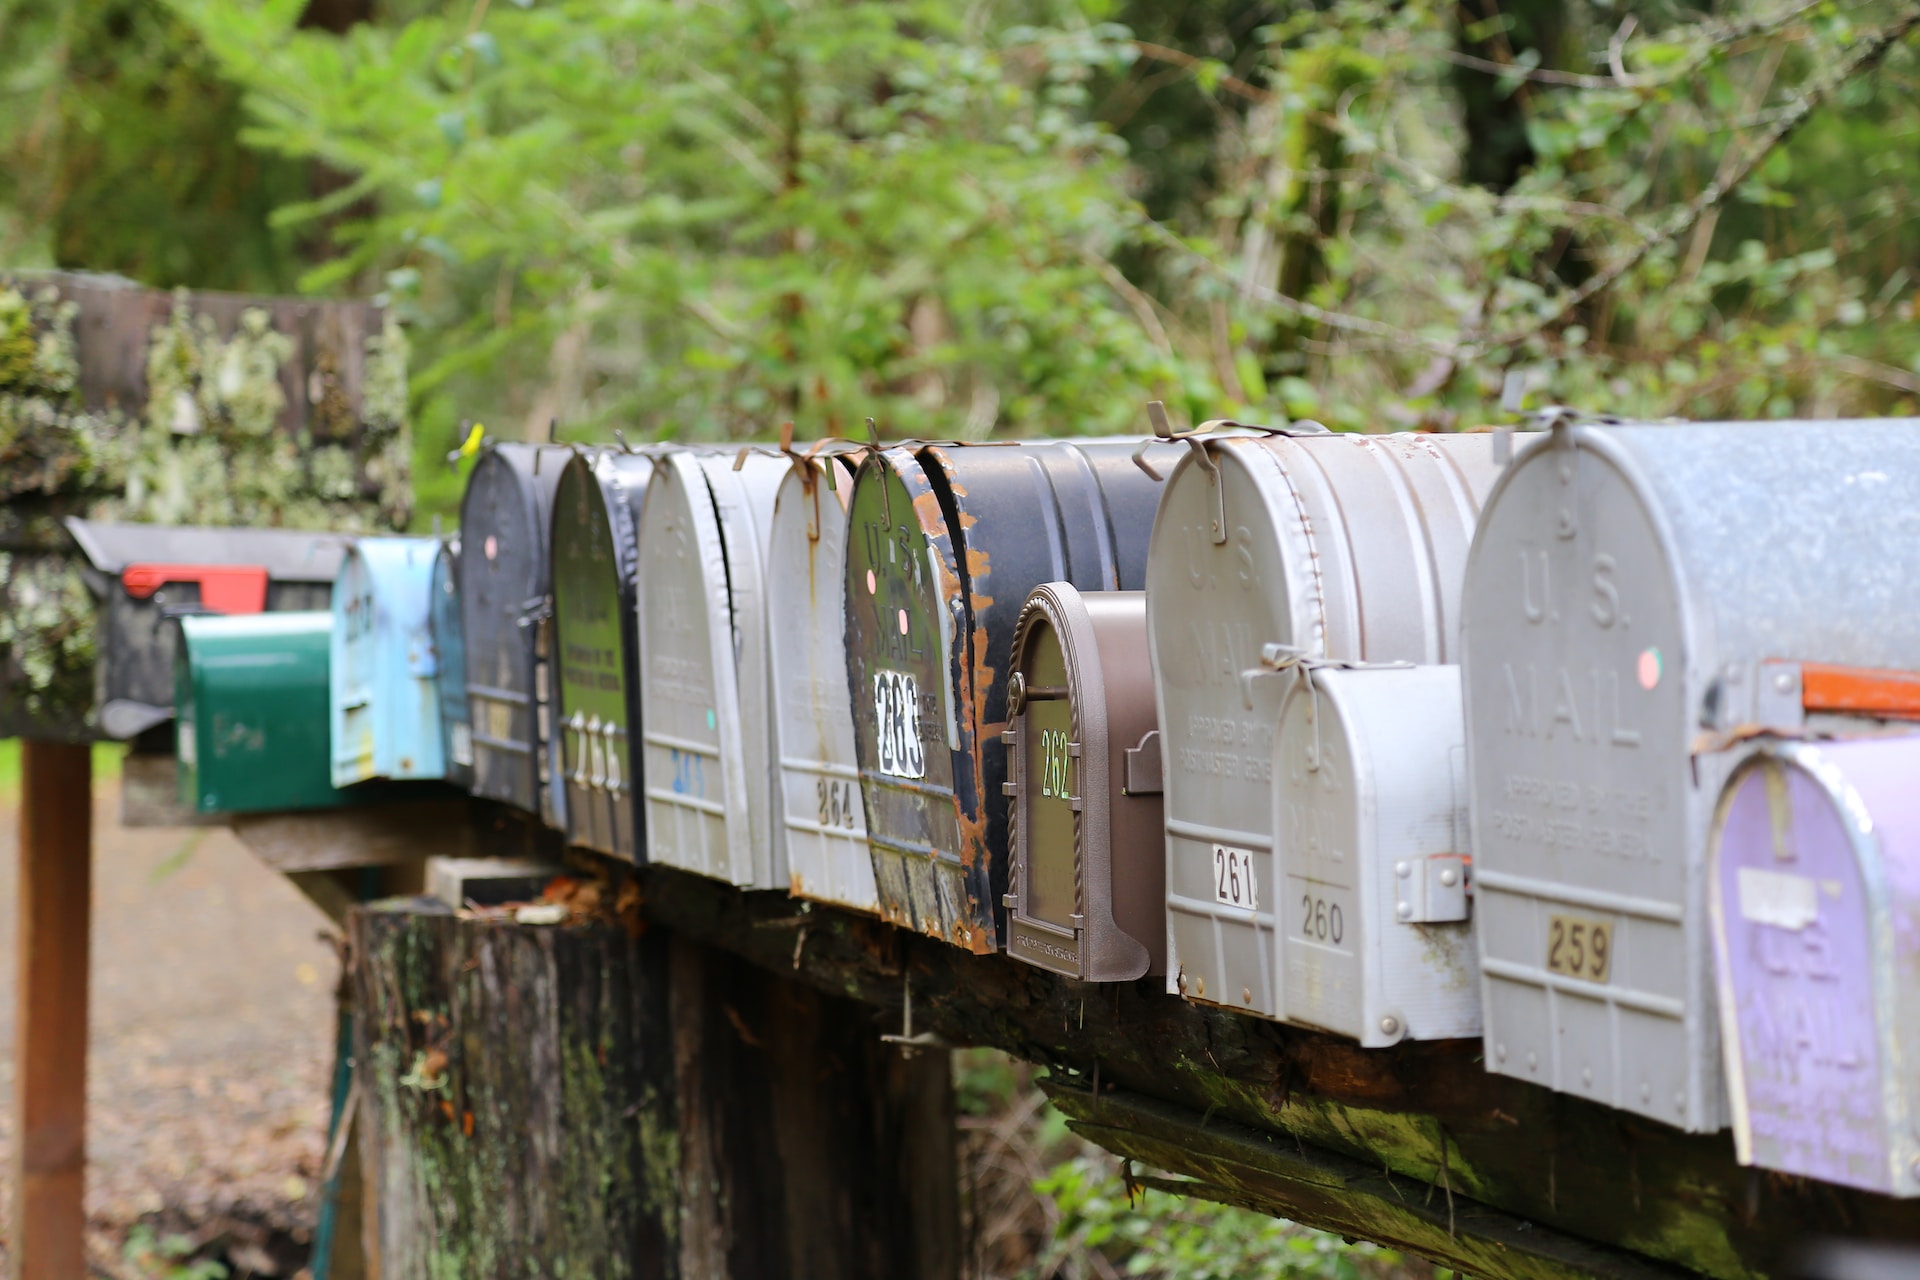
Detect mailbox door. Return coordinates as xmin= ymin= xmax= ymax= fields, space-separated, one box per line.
xmin=552 ymin=450 xmax=652 ymax=860
xmin=637 ymin=453 xmax=746 ymax=884
xmin=1276 ymin=666 xmax=1478 ymax=1046
xmin=332 ymin=537 xmax=443 ymax=785
xmin=1712 ymin=741 xmax=1920 ymax=1195
xmin=1009 ymin=606 xmax=1085 ymax=975
xmin=1150 ymin=433 xmax=1498 ymax=1016
xmin=431 ymin=541 xmax=474 ymax=789
xmin=701 ymin=451 xmax=789 ymax=889
xmin=459 ymin=442 xmax=569 ymax=815
xmin=1462 ymin=432 xmax=1703 ymax=1127
xmin=768 ymin=457 xmax=877 ymax=911
xmin=845 ymin=449 xmax=969 ymax=941
xmin=177 ymin=612 xmax=346 ymax=814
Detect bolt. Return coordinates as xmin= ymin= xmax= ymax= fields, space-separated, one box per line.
xmin=1394 ymin=860 xmax=1411 ymax=879
xmin=1379 ymin=1016 xmax=1400 ymax=1037
xmin=1582 ymin=1067 xmax=1593 ymax=1087
xmin=1773 ymin=669 xmax=1795 ymax=694
xmin=1527 ymin=1051 xmax=1538 ymax=1071
xmin=1242 ymin=987 xmax=1253 ymax=1004
xmin=1675 ymin=1091 xmax=1686 ymax=1114
xmin=1396 ymin=902 xmax=1413 ymax=921
xmin=1439 ymin=866 xmax=1459 ymax=888
xmin=1496 ymin=1042 xmax=1508 ymax=1062
xmin=1640 ymin=1082 xmax=1652 ymax=1103
xmin=1194 ymin=977 xmax=1205 ymax=998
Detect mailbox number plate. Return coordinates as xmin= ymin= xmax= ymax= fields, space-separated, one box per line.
xmin=1213 ymin=844 xmax=1258 ymax=911
xmin=1545 ymin=913 xmax=1613 ymax=983
xmin=873 ymin=670 xmax=926 ymax=780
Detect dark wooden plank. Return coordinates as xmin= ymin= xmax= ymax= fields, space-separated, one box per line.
xmin=623 ymin=860 xmax=1920 ymax=1280
xmin=230 ymin=798 xmax=472 ymax=873
xmin=11 ymin=741 xmax=92 ymax=1280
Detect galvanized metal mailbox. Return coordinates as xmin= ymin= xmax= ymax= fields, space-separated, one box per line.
xmin=551 ymin=448 xmax=654 ymax=861
xmin=458 ymin=441 xmax=572 ymax=825
xmin=1710 ymin=736 xmax=1920 ymax=1196
xmin=1003 ymin=584 xmax=1164 ymax=981
xmin=1462 ymin=417 xmax=1920 ymax=1133
xmin=176 ymin=611 xmax=347 ymax=814
xmin=1149 ymin=431 xmax=1502 ymax=1016
xmin=766 ymin=452 xmax=877 ymax=911
xmin=1268 ymin=663 xmax=1478 ymax=1045
xmin=430 ymin=539 xmax=473 ymax=790
xmin=65 ymin=518 xmax=345 ymax=740
xmin=331 ymin=536 xmax=445 ymax=785
xmin=844 ymin=439 xmax=1175 ymax=954
xmin=636 ymin=450 xmax=787 ymax=887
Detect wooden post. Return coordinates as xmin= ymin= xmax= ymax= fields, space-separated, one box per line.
xmin=12 ymin=741 xmax=92 ymax=1280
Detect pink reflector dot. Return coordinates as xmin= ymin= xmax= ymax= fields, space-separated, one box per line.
xmin=484 ymin=535 xmax=498 ymax=561
xmin=1637 ymin=647 xmax=1662 ymax=691
xmin=898 ymin=608 xmax=909 ymax=636
xmin=867 ymin=570 xmax=877 ymax=595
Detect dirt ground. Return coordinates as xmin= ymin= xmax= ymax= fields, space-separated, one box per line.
xmin=0 ymin=785 xmax=338 ymax=1278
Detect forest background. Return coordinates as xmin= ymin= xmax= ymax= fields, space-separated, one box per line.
xmin=1 ymin=0 xmax=1917 ymax=1274
xmin=8 ymin=0 xmax=1920 ymax=529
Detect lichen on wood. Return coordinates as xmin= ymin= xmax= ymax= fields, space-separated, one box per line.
xmin=0 ymin=273 xmax=412 ymax=737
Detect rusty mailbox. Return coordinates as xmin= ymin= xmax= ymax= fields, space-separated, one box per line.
xmin=1268 ymin=662 xmax=1479 ymax=1045
xmin=65 ymin=518 xmax=345 ymax=740
xmin=1148 ymin=431 xmax=1502 ymax=1016
xmin=458 ymin=441 xmax=572 ymax=826
xmin=1003 ymin=584 xmax=1164 ymax=981
xmin=1462 ymin=417 xmax=1920 ymax=1133
xmin=330 ymin=536 xmax=445 ymax=784
xmin=551 ymin=448 xmax=655 ymax=861
xmin=636 ymin=449 xmax=787 ymax=887
xmin=430 ymin=539 xmax=473 ymax=790
xmin=1710 ymin=736 xmax=1920 ymax=1196
xmin=766 ymin=451 xmax=877 ymax=911
xmin=844 ymin=439 xmax=1176 ymax=954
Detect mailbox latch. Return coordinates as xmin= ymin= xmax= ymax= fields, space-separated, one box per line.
xmin=1394 ymin=854 xmax=1471 ymax=924
xmin=1124 ymin=729 xmax=1163 ymax=795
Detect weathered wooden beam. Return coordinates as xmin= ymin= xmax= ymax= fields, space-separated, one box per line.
xmin=627 ymin=861 xmax=1920 ymax=1280
xmin=11 ymin=741 xmax=92 ymax=1280
xmin=350 ymin=899 xmax=960 ymax=1279
xmin=230 ymin=797 xmax=472 ymax=873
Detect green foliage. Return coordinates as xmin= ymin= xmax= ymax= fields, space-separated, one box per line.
xmin=121 ymin=1223 xmax=231 ymax=1280
xmin=1029 ymin=1153 xmax=1406 ymax=1280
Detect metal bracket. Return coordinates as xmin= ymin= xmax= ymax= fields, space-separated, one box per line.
xmin=880 ymin=974 xmax=949 ymax=1057
xmin=1133 ymin=400 xmax=1330 ymax=544
xmin=1394 ymin=854 xmax=1471 ymax=924
xmin=1123 ymin=729 xmax=1162 ymax=796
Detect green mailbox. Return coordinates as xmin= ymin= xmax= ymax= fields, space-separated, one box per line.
xmin=176 ymin=611 xmax=349 ymax=814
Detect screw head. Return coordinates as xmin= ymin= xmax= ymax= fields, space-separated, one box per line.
xmin=1379 ymin=1015 xmax=1401 ymax=1037
xmin=1394 ymin=860 xmax=1411 ymax=879
xmin=1242 ymin=987 xmax=1253 ymax=1004
xmin=1496 ymin=1042 xmax=1508 ymax=1062
xmin=1396 ymin=902 xmax=1413 ymax=921
xmin=1527 ymin=1051 xmax=1538 ymax=1071
xmin=1439 ymin=866 xmax=1460 ymax=888
xmin=1582 ymin=1067 xmax=1594 ymax=1087
xmin=1640 ymin=1082 xmax=1652 ymax=1103
xmin=1773 ymin=669 xmax=1795 ymax=694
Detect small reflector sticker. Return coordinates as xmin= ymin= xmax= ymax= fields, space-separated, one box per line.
xmin=897 ymin=608 xmax=909 ymax=635
xmin=706 ymin=709 xmax=716 ymax=731
xmin=1638 ymin=647 xmax=1662 ymax=690
xmin=485 ymin=535 xmax=498 ymax=561
xmin=866 ymin=570 xmax=876 ymax=595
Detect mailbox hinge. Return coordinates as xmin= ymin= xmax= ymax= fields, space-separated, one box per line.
xmin=1394 ymin=854 xmax=1471 ymax=924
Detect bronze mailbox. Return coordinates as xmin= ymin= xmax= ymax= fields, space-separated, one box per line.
xmin=1003 ymin=584 xmax=1165 ymax=981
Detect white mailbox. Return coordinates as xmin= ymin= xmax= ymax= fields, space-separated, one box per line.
xmin=1463 ymin=417 xmax=1920 ymax=1133
xmin=1147 ymin=430 xmax=1502 ymax=1017
xmin=635 ymin=449 xmax=787 ymax=887
xmin=766 ymin=450 xmax=877 ymax=912
xmin=1270 ymin=662 xmax=1478 ymax=1045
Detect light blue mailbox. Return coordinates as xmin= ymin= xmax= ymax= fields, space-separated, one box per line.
xmin=331 ymin=536 xmax=446 ymax=784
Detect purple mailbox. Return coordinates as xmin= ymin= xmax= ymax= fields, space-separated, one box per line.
xmin=1710 ymin=735 xmax=1920 ymax=1196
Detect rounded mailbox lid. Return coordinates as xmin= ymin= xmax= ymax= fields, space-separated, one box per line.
xmin=1272 ymin=663 xmax=1477 ymax=1046
xmin=1147 ymin=431 xmax=1500 ymax=1013
xmin=1711 ymin=736 xmax=1920 ymax=1196
xmin=636 ymin=449 xmax=786 ymax=887
xmin=844 ymin=439 xmax=1172 ymax=953
xmin=331 ymin=536 xmax=443 ymax=787
xmin=551 ymin=448 xmax=654 ymax=861
xmin=430 ymin=540 xmax=473 ymax=789
xmin=459 ymin=441 xmax=571 ymax=813
xmin=1462 ymin=418 xmax=1920 ymax=1133
xmin=767 ymin=452 xmax=876 ymax=912
xmin=1006 ymin=584 xmax=1163 ymax=982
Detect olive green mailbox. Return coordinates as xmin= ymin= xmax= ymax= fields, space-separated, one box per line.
xmin=175 ymin=611 xmax=349 ymax=814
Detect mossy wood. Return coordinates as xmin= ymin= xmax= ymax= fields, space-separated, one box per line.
xmin=0 ymin=269 xmax=408 ymax=739
xmin=628 ymin=858 xmax=1920 ymax=1280
xmin=349 ymin=895 xmax=959 ymax=1279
